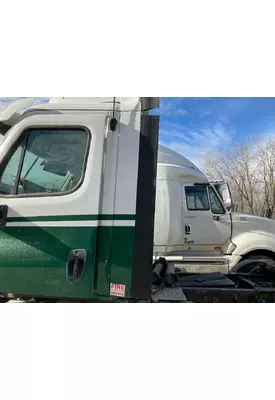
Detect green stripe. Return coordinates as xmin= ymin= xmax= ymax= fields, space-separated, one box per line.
xmin=7 ymin=214 xmax=136 ymax=223
xmin=99 ymin=215 xmax=135 ymax=221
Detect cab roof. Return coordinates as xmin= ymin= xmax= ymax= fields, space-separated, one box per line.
xmin=0 ymin=97 xmax=159 ymax=126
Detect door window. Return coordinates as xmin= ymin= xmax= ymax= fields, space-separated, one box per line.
xmin=0 ymin=128 xmax=90 ymax=196
xmin=185 ymin=186 xmax=210 ymax=210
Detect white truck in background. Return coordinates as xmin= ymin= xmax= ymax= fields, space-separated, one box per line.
xmin=154 ymin=145 xmax=275 ymax=273
xmin=1 ymin=98 xmax=275 ymax=278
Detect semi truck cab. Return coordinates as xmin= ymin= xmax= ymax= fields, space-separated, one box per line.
xmin=154 ymin=146 xmax=275 ymax=273
xmin=0 ymin=97 xmax=159 ymax=301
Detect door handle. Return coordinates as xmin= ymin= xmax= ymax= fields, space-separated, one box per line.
xmin=213 ymin=215 xmax=220 ymax=221
xmin=185 ymin=224 xmax=191 ymax=235
xmin=0 ymin=205 xmax=8 ymax=227
xmin=66 ymin=249 xmax=87 ymax=283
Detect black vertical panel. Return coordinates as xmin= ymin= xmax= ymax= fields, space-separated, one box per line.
xmin=131 ymin=114 xmax=159 ymax=299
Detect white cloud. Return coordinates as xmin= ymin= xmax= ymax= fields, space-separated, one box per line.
xmin=199 ymin=111 xmax=211 ymax=117
xmin=158 ymin=98 xmax=190 ymax=116
xmin=160 ymin=119 xmax=234 ymax=168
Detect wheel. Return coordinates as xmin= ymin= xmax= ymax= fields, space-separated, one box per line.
xmin=235 ymin=254 xmax=275 ymax=274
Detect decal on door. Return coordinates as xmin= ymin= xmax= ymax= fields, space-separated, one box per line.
xmin=184 ymin=238 xmax=195 ymax=245
xmin=110 ymin=283 xmax=125 ymax=298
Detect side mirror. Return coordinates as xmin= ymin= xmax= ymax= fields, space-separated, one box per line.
xmin=224 ymin=197 xmax=232 ymax=209
xmin=215 ymin=182 xmax=232 ymax=210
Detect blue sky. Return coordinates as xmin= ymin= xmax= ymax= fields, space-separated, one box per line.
xmin=155 ymin=97 xmax=275 ymax=166
xmin=1 ymin=97 xmax=275 ymax=167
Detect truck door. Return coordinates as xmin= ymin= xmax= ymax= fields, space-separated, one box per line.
xmin=182 ymin=184 xmax=232 ymax=252
xmin=0 ymin=113 xmax=106 ymax=299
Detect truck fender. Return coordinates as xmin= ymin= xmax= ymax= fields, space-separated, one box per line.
xmin=229 ymin=232 xmax=275 ymax=270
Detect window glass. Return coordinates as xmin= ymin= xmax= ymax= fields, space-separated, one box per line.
xmin=0 ymin=129 xmax=89 ymax=195
xmin=0 ymin=145 xmax=24 ymax=195
xmin=208 ymin=186 xmax=225 ymax=214
xmin=185 ymin=186 xmax=209 ymax=210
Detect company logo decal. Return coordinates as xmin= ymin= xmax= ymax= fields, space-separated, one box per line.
xmin=184 ymin=238 xmax=195 ymax=245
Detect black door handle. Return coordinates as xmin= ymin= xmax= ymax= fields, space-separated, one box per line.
xmin=0 ymin=205 xmax=8 ymax=227
xmin=213 ymin=215 xmax=220 ymax=221
xmin=66 ymin=249 xmax=87 ymax=283
xmin=185 ymin=224 xmax=191 ymax=235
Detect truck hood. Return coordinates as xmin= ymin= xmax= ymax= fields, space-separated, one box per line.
xmin=232 ymin=212 xmax=275 ymax=237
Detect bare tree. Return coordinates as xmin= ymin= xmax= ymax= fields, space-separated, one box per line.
xmin=202 ymin=137 xmax=275 ymax=217
xmin=256 ymin=138 xmax=275 ymax=217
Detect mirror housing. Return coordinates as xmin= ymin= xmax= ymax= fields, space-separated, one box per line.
xmin=214 ymin=182 xmax=233 ymax=210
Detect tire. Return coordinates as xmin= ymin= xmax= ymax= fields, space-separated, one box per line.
xmin=235 ymin=254 xmax=275 ymax=274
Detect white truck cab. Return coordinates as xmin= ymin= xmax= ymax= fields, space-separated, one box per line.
xmin=0 ymin=97 xmax=159 ymax=300
xmin=154 ymin=145 xmax=275 ymax=273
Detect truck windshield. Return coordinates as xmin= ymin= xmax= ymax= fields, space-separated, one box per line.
xmin=208 ymin=187 xmax=225 ymax=214
xmin=214 ymin=185 xmax=223 ymax=199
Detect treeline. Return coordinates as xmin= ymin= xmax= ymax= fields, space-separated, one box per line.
xmin=202 ymin=136 xmax=275 ymax=218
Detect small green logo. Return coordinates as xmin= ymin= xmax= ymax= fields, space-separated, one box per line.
xmin=184 ymin=238 xmax=195 ymax=244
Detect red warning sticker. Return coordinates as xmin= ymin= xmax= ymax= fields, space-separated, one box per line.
xmin=110 ymin=283 xmax=125 ymax=297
